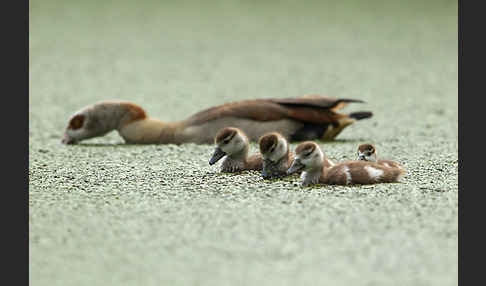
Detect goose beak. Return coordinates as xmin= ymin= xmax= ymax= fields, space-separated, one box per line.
xmin=61 ymin=133 xmax=76 ymax=145
xmin=209 ymin=147 xmax=226 ymax=165
xmin=287 ymin=159 xmax=305 ymax=175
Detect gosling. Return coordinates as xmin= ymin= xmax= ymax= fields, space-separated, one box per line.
xmin=288 ymin=141 xmax=405 ymax=186
xmin=209 ymin=127 xmax=263 ymax=173
xmin=258 ymin=132 xmax=335 ymax=179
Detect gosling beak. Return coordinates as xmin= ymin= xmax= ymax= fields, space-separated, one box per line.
xmin=357 ymin=153 xmax=366 ymax=161
xmin=61 ymin=133 xmax=76 ymax=145
xmin=209 ymin=147 xmax=226 ymax=165
xmin=287 ymin=159 xmax=305 ymax=175
xmin=262 ymin=169 xmax=270 ymax=179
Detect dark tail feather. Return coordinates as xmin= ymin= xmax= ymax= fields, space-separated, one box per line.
xmin=349 ymin=111 xmax=373 ymax=120
xmin=334 ymin=98 xmax=365 ymax=105
xmin=273 ymin=97 xmax=365 ymax=109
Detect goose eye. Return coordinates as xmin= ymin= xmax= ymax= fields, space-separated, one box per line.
xmin=223 ymin=139 xmax=230 ymax=144
xmin=270 ymin=147 xmax=275 ymax=153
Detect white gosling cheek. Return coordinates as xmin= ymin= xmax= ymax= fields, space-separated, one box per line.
xmin=270 ymin=141 xmax=285 ymax=162
xmin=311 ymin=150 xmax=323 ymax=167
xmin=236 ymin=134 xmax=247 ymax=147
xmin=311 ymin=157 xmax=319 ymax=167
xmin=268 ymin=152 xmax=276 ymax=162
xmin=364 ymin=165 xmax=384 ymax=180
xmin=229 ymin=142 xmax=239 ymax=154
xmin=219 ymin=144 xmax=228 ymax=153
xmin=229 ymin=136 xmax=240 ymax=151
xmin=270 ymin=147 xmax=279 ymax=162
xmin=228 ymin=138 xmax=245 ymax=155
xmin=237 ymin=139 xmax=247 ymax=152
xmin=267 ymin=145 xmax=277 ymax=161
xmin=221 ymin=141 xmax=235 ymax=154
xmin=300 ymin=157 xmax=311 ymax=168
xmin=278 ymin=137 xmax=287 ymax=156
xmin=365 ymin=153 xmax=377 ymax=162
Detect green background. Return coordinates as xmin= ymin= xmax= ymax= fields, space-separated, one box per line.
xmin=29 ymin=0 xmax=458 ymax=285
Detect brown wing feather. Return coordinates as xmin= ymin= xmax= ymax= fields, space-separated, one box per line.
xmin=186 ymin=99 xmax=288 ymax=125
xmin=284 ymin=106 xmax=340 ymax=124
xmin=186 ymin=96 xmax=362 ymax=126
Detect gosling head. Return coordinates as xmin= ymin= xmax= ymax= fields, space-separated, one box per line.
xmin=357 ymin=143 xmax=377 ymax=162
xmin=258 ymin=132 xmax=288 ymax=163
xmin=209 ymin=127 xmax=249 ymax=165
xmin=287 ymin=141 xmax=324 ymax=175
